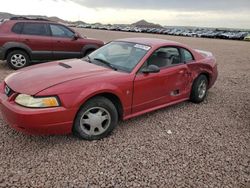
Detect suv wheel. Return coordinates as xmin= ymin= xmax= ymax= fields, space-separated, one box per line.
xmin=7 ymin=50 xmax=30 ymax=70
xmin=84 ymin=49 xmax=95 ymax=56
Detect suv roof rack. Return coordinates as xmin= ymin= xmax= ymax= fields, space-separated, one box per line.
xmin=10 ymin=16 xmax=51 ymax=21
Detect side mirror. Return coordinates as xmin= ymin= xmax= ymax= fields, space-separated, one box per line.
xmin=142 ymin=65 xmax=160 ymax=74
xmin=72 ymin=33 xmax=79 ymax=40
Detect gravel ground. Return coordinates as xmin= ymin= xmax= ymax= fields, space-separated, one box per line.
xmin=0 ymin=29 xmax=249 ymax=188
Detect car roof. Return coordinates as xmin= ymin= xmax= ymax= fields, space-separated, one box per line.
xmin=6 ymin=17 xmax=56 ymax=24
xmin=115 ymin=38 xmax=182 ymax=47
xmin=9 ymin=20 xmax=56 ymax=24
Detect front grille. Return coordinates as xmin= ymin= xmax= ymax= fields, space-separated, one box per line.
xmin=4 ymin=85 xmax=13 ymax=97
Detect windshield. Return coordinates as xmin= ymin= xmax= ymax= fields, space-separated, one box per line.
xmin=88 ymin=41 xmax=151 ymax=72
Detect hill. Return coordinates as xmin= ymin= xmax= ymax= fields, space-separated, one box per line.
xmin=132 ymin=19 xmax=163 ymax=28
xmin=0 ymin=12 xmax=14 ymax=19
xmin=0 ymin=12 xmax=73 ymax=24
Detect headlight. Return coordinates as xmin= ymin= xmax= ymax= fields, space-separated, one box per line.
xmin=15 ymin=94 xmax=60 ymax=108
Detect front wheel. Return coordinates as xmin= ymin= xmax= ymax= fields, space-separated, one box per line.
xmin=73 ymin=97 xmax=118 ymax=140
xmin=190 ymin=75 xmax=208 ymax=103
xmin=84 ymin=49 xmax=95 ymax=57
xmin=6 ymin=50 xmax=30 ymax=70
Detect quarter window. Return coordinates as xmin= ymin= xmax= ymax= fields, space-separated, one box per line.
xmin=12 ymin=23 xmax=23 ymax=34
xmin=182 ymin=49 xmax=194 ymax=62
xmin=22 ymin=23 xmax=49 ymax=36
xmin=50 ymin=24 xmax=74 ymax=38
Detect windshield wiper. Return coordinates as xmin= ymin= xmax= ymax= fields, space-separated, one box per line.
xmin=93 ymin=58 xmax=117 ymax=71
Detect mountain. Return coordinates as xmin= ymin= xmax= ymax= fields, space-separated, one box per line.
xmin=0 ymin=12 xmax=72 ymax=24
xmin=71 ymin=20 xmax=86 ymax=25
xmin=0 ymin=12 xmax=14 ymax=19
xmin=132 ymin=19 xmax=163 ymax=28
xmin=44 ymin=16 xmax=66 ymax=23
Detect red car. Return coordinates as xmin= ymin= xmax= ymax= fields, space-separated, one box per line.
xmin=0 ymin=38 xmax=218 ymax=140
xmin=0 ymin=17 xmax=104 ymax=70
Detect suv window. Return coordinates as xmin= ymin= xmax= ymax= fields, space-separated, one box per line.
xmin=50 ymin=24 xmax=74 ymax=38
xmin=22 ymin=23 xmax=49 ymax=36
xmin=146 ymin=47 xmax=181 ymax=69
xmin=182 ymin=48 xmax=194 ymax=62
xmin=12 ymin=23 xmax=23 ymax=34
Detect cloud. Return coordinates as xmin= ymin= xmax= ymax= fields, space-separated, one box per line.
xmin=69 ymin=0 xmax=250 ymax=11
xmin=3 ymin=0 xmax=249 ymax=28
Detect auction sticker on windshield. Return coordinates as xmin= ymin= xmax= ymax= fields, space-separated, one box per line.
xmin=134 ymin=44 xmax=151 ymax=51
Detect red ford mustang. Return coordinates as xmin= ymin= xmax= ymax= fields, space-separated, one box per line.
xmin=0 ymin=38 xmax=218 ymax=140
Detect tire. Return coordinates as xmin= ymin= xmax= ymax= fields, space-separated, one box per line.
xmin=190 ymin=75 xmax=208 ymax=103
xmin=73 ymin=96 xmax=118 ymax=140
xmin=7 ymin=50 xmax=30 ymax=70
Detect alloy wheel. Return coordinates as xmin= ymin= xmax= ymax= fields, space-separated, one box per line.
xmin=80 ymin=107 xmax=111 ymax=136
xmin=11 ymin=54 xmax=26 ymax=68
xmin=198 ymin=80 xmax=207 ymax=99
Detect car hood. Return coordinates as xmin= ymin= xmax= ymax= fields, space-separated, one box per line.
xmin=5 ymin=59 xmax=111 ymax=95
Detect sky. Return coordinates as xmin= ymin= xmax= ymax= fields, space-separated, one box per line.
xmin=1 ymin=0 xmax=250 ymax=29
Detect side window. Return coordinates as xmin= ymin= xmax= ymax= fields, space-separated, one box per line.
xmin=22 ymin=23 xmax=49 ymax=36
xmin=12 ymin=23 xmax=23 ymax=34
xmin=146 ymin=47 xmax=181 ymax=69
xmin=50 ymin=24 xmax=74 ymax=38
xmin=182 ymin=48 xmax=194 ymax=62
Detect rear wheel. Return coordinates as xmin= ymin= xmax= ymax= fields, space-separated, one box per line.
xmin=7 ymin=50 xmax=30 ymax=70
xmin=190 ymin=75 xmax=208 ymax=103
xmin=73 ymin=97 xmax=118 ymax=140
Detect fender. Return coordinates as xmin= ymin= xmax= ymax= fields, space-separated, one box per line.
xmin=191 ymin=63 xmax=214 ymax=88
xmin=37 ymin=82 xmax=128 ymax=114
xmin=2 ymin=42 xmax=32 ymax=59
xmin=76 ymin=87 xmax=129 ymax=118
xmin=76 ymin=83 xmax=125 ymax=109
xmin=81 ymin=44 xmax=99 ymax=56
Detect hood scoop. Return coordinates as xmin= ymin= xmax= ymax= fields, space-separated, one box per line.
xmin=58 ymin=62 xmax=72 ymax=69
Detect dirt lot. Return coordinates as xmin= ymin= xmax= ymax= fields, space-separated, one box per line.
xmin=0 ymin=29 xmax=249 ymax=187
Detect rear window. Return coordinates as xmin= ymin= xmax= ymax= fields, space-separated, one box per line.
xmin=22 ymin=23 xmax=49 ymax=36
xmin=12 ymin=23 xmax=23 ymax=34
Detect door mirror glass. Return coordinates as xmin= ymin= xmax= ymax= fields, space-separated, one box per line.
xmin=142 ymin=65 xmax=160 ymax=74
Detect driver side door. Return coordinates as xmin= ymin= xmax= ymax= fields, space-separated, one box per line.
xmin=132 ymin=47 xmax=191 ymax=114
xmin=49 ymin=24 xmax=83 ymax=59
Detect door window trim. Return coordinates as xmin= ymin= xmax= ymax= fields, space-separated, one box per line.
xmin=137 ymin=45 xmax=184 ymax=74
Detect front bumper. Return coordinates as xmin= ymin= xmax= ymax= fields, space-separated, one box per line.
xmin=0 ymin=84 xmax=77 ymax=135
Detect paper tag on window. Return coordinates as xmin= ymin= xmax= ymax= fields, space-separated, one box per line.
xmin=134 ymin=44 xmax=151 ymax=51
